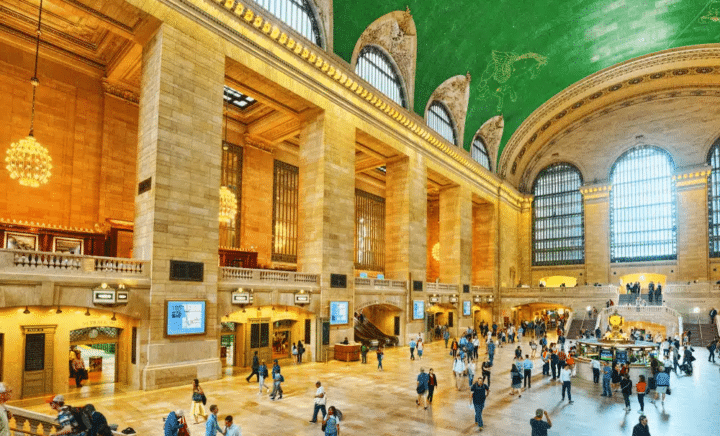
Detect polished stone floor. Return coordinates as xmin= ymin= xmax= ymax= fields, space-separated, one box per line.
xmin=11 ymin=337 xmax=720 ymax=435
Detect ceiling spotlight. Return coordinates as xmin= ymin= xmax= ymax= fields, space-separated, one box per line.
xmin=111 ymin=312 xmax=116 ymax=321
xmin=56 ymin=306 xmax=62 ymax=314
xmin=241 ymin=308 xmax=246 ymax=313
xmin=85 ymin=308 xmax=91 ymax=316
xmin=23 ymin=306 xmax=30 ymax=314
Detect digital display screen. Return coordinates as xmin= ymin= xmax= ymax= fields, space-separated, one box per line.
xmin=330 ymin=301 xmax=349 ymax=325
xmin=413 ymin=300 xmax=425 ymax=320
xmin=615 ymin=350 xmax=628 ymax=363
xmin=166 ymin=301 xmax=206 ymax=336
xmin=463 ymin=301 xmax=471 ymax=316
xmin=600 ymin=349 xmax=613 ymax=361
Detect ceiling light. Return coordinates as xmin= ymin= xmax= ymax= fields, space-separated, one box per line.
xmin=85 ymin=308 xmax=91 ymax=316
xmin=23 ymin=306 xmax=30 ymax=314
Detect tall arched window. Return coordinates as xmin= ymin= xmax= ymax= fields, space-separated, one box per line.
xmin=426 ymin=101 xmax=457 ymax=145
xmin=532 ymin=163 xmax=584 ymax=266
xmin=355 ymin=45 xmax=408 ymax=108
xmin=253 ymin=0 xmax=323 ymax=47
xmin=610 ymin=146 xmax=676 ymax=262
xmin=708 ymin=139 xmax=720 ymax=257
xmin=471 ymin=135 xmax=491 ymax=170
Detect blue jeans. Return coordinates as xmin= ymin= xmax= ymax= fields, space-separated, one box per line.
xmin=468 ymin=374 xmax=474 ymax=386
xmin=602 ymin=378 xmax=611 ymax=396
xmin=377 ymin=355 xmax=383 ymax=369
xmin=637 ymin=393 xmax=645 ymax=411
xmin=473 ymin=402 xmax=484 ymax=427
xmin=561 ymin=381 xmax=572 ymax=401
xmin=489 ymin=352 xmax=494 ymax=364
xmin=311 ymin=404 xmax=326 ymax=422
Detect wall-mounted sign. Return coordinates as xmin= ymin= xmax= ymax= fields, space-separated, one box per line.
xmin=231 ymin=292 xmax=253 ymax=304
xmin=449 ymin=295 xmax=459 ymax=303
xmin=166 ymin=300 xmax=206 ymax=336
xmin=294 ymin=293 xmax=310 ymax=304
xmin=428 ymin=295 xmax=440 ymax=304
xmin=93 ymin=289 xmax=115 ymax=304
xmin=330 ymin=301 xmax=349 ymax=325
xmin=413 ymin=300 xmax=425 ymax=320
xmin=463 ymin=301 xmax=471 ymax=316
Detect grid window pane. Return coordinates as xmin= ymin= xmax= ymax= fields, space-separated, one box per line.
xmin=355 ymin=45 xmax=408 ymax=108
xmin=223 ymin=86 xmax=257 ymax=111
xmin=610 ymin=146 xmax=676 ymax=262
xmin=252 ymin=0 xmax=323 ymax=47
xmin=471 ymin=135 xmax=491 ymax=170
xmin=355 ymin=190 xmax=385 ymax=271
xmin=708 ymin=140 xmax=720 ymax=257
xmin=532 ymin=163 xmax=584 ymax=266
xmin=272 ymin=160 xmax=299 ymax=263
xmin=426 ymin=101 xmax=457 ymax=145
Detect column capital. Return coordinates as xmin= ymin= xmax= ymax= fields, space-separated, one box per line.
xmin=673 ymin=164 xmax=711 ymax=190
xmin=580 ymin=183 xmax=611 ymax=201
xmin=102 ymin=79 xmax=139 ymax=104
xmin=520 ymin=194 xmax=533 ymax=213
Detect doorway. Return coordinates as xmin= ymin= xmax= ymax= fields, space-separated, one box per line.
xmin=69 ymin=327 xmax=120 ymax=388
xmin=272 ymin=320 xmax=294 ymax=360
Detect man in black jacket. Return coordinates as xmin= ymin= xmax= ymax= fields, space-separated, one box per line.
xmin=632 ymin=415 xmax=651 ymax=436
xmin=246 ymin=351 xmax=259 ymax=382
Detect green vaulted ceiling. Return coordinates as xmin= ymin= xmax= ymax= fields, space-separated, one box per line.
xmin=333 ymin=0 xmax=720 ymax=162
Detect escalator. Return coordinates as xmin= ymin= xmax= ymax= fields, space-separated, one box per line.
xmin=354 ymin=316 xmax=399 ymax=346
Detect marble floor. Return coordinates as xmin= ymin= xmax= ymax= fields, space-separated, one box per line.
xmin=10 ymin=339 xmax=720 ymax=436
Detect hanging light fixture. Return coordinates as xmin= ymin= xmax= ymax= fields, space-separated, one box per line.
xmin=218 ymin=101 xmax=237 ymax=224
xmin=5 ymin=0 xmax=52 ymax=187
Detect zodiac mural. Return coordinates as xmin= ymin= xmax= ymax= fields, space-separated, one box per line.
xmin=476 ymin=50 xmax=548 ymax=112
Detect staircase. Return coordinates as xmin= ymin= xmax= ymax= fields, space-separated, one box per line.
xmin=566 ymin=318 xmax=596 ymax=339
xmin=684 ymin=322 xmax=718 ymax=346
xmin=354 ymin=316 xmax=399 ymax=346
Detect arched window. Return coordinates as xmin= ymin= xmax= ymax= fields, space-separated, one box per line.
xmin=532 ymin=163 xmax=584 ymax=266
xmin=471 ymin=135 xmax=491 ymax=170
xmin=708 ymin=139 xmax=720 ymax=257
xmin=355 ymin=45 xmax=408 ymax=108
xmin=253 ymin=0 xmax=323 ymax=47
xmin=610 ymin=146 xmax=676 ymax=262
xmin=426 ymin=101 xmax=457 ymax=145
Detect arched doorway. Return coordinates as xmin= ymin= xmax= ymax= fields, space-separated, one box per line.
xmin=69 ymin=326 xmax=121 ymax=388
xmin=355 ymin=303 xmax=402 ymax=345
xmin=427 ymin=303 xmax=459 ymax=337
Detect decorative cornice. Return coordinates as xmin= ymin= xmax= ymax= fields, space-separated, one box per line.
xmin=673 ymin=165 xmax=711 ymax=189
xmin=501 ymin=45 xmax=720 ymax=179
xmin=580 ymin=184 xmax=611 ymax=201
xmin=243 ymin=134 xmax=274 ymax=153
xmin=0 ymin=217 xmax=102 ymax=234
xmin=102 ymin=79 xmax=139 ymax=104
xmin=200 ymin=0 xmax=506 ymax=192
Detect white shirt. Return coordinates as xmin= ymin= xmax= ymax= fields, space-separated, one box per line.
xmin=467 ymin=362 xmax=476 ymax=375
xmin=225 ymin=424 xmax=241 ymax=436
xmin=453 ymin=359 xmax=466 ymax=373
xmin=314 ymin=386 xmax=326 ymax=405
xmin=560 ymin=368 xmax=572 ymax=382
xmin=591 ymin=359 xmax=601 ymax=369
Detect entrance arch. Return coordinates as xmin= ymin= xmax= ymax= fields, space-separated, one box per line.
xmin=69 ymin=326 xmax=121 ymax=388
xmin=356 ymin=303 xmax=402 ymax=345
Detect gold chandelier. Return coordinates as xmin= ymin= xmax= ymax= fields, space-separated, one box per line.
xmin=219 ymin=186 xmax=238 ymax=224
xmin=6 ymin=0 xmax=52 ymax=188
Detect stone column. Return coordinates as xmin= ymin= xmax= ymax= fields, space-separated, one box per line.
xmin=581 ymin=184 xmax=611 ymax=285
xmin=518 ymin=195 xmax=533 ymax=286
xmin=675 ymin=166 xmax=711 ymax=281
xmin=297 ymin=109 xmax=355 ymax=351
xmin=472 ymin=200 xmax=497 ymax=287
xmin=134 ymin=23 xmax=225 ymax=389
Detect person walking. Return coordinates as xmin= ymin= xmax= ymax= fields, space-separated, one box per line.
xmin=427 ymin=368 xmax=438 ymax=404
xmin=530 ymin=409 xmax=552 ymax=436
xmin=620 ymin=373 xmax=633 ymax=411
xmin=510 ymin=363 xmax=522 ymax=397
xmin=487 ymin=339 xmax=495 ymax=365
xmin=632 ymin=415 xmax=651 ymax=436
xmin=453 ymin=355 xmax=466 ymax=391
xmin=443 ymin=329 xmax=450 ymax=348
xmin=467 ymin=359 xmax=476 ymax=387
xmin=246 ymin=351 xmax=259 ymax=382
xmin=470 ymin=378 xmax=489 ymax=431
xmin=591 ymin=357 xmax=600 ymax=384
xmin=416 ymin=368 xmax=429 ymax=409
xmin=223 ymin=416 xmax=240 ymax=436
xmin=451 ymin=339 xmax=459 ymax=358
xmin=601 ymin=360 xmax=612 ymax=397
xmin=191 ymin=379 xmax=208 ymax=423
xmin=522 ymin=355 xmax=533 ymax=390
xmin=636 ymin=375 xmax=647 ymax=414
xmin=409 ymin=338 xmax=417 ymax=360
xmin=376 ymin=346 xmax=384 ymax=371
xmin=258 ymin=360 xmax=270 ymax=394
xmin=322 ymin=406 xmax=340 ymax=436
xmin=481 ymin=360 xmax=492 ymax=387
xmin=297 ymin=341 xmax=305 ymax=363
xmin=417 ymin=339 xmax=424 ymax=359
xmin=309 ymin=381 xmax=327 ymax=423
xmin=550 ymin=348 xmax=559 ymax=380
xmin=360 ymin=343 xmax=368 ymax=364
xmin=559 ymin=364 xmax=573 ymax=403
xmin=653 ymin=370 xmax=669 ymax=405
xmin=163 ymin=409 xmax=184 ymax=436
xmin=205 ymin=405 xmax=223 ymax=436
xmin=292 ymin=343 xmax=298 ymax=364
xmin=708 ymin=338 xmax=717 ymax=363
xmin=270 ymin=369 xmax=284 ymax=400
xmin=72 ymin=350 xmax=87 ymax=388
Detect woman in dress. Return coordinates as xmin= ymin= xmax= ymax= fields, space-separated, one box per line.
xmin=510 ymin=363 xmax=523 ymax=397
xmin=191 ymin=378 xmax=207 ymax=424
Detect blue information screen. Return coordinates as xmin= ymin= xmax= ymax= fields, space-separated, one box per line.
xmin=413 ymin=300 xmax=425 ymax=320
xmin=330 ymin=301 xmax=349 ymax=325
xmin=463 ymin=301 xmax=471 ymax=316
xmin=166 ymin=301 xmax=206 ymax=336
xmin=600 ymin=349 xmax=613 ymax=361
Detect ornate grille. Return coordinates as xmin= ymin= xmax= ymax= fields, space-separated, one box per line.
xmin=272 ymin=160 xmax=299 ymax=263
xmin=220 ymin=141 xmax=243 ymax=248
xmin=355 ymin=189 xmax=385 ymax=271
xmin=471 ymin=135 xmax=491 ymax=170
xmin=355 ymin=45 xmax=408 ymax=108
xmin=69 ymin=327 xmax=120 ymax=343
xmin=253 ymin=0 xmax=323 ymax=47
xmin=709 ymin=139 xmax=720 ymax=257
xmin=532 ymin=163 xmax=584 ymax=265
xmin=610 ymin=146 xmax=676 ymax=262
xmin=427 ymin=101 xmax=457 ymax=145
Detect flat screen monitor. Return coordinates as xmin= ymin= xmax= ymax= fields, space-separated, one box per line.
xmin=166 ymin=300 xmax=206 ymax=336
xmin=330 ymin=301 xmax=349 ymax=325
xmin=599 ymin=349 xmax=613 ymax=361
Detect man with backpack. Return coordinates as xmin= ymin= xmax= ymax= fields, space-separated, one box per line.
xmin=49 ymin=395 xmax=85 ymax=435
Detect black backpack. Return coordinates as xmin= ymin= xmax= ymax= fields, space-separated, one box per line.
xmin=67 ymin=406 xmax=88 ymax=432
xmin=81 ymin=404 xmax=112 ymax=436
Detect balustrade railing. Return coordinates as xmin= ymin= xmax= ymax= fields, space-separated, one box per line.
xmin=426 ymin=282 xmax=459 ymax=293
xmin=220 ymin=267 xmax=319 ymax=287
xmin=0 ymin=249 xmax=148 ymax=277
xmin=354 ymin=277 xmax=407 ymax=290
xmin=6 ymin=405 xmax=61 ymax=436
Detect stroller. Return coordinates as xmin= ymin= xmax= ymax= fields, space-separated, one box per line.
xmin=679 ymin=362 xmax=693 ymax=376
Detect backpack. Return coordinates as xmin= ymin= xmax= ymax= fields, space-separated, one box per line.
xmin=67 ymin=406 xmax=88 ymax=432
xmin=81 ymin=405 xmax=112 ymax=436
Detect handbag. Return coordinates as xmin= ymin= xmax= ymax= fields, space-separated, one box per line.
xmin=666 ymin=387 xmax=671 ymax=395
xmin=192 ymin=392 xmax=202 ymax=402
xmin=201 ymin=393 xmax=207 ymax=405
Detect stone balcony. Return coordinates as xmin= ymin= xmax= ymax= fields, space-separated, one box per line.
xmin=354 ymin=277 xmax=407 ymax=294
xmin=219 ymin=266 xmax=320 ymax=290
xmin=0 ymin=249 xmax=149 ymax=286
xmin=6 ymin=404 xmax=129 ymax=436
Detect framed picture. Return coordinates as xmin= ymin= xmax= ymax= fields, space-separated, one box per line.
xmin=166 ymin=300 xmax=207 ymax=336
xmin=329 ymin=301 xmax=349 ymax=325
xmin=53 ymin=237 xmax=83 ymax=254
xmin=4 ymin=232 xmax=38 ymax=250
xmin=413 ymin=300 xmax=425 ymax=320
xmin=463 ymin=301 xmax=471 ymax=316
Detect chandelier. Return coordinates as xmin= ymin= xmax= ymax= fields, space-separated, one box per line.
xmin=5 ymin=0 xmax=52 ymax=187
xmin=219 ymin=186 xmax=238 ymax=224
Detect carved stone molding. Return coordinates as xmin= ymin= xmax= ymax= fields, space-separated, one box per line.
xmin=475 ymin=115 xmax=503 ymax=171
xmin=673 ymin=164 xmax=711 ymax=190
xmin=101 ymin=79 xmax=139 ymax=104
xmin=243 ymin=134 xmax=274 ymax=153
xmin=351 ymin=9 xmax=417 ymax=109
xmin=580 ymin=184 xmax=611 ymax=202
xmin=425 ymin=74 xmax=470 ymax=147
